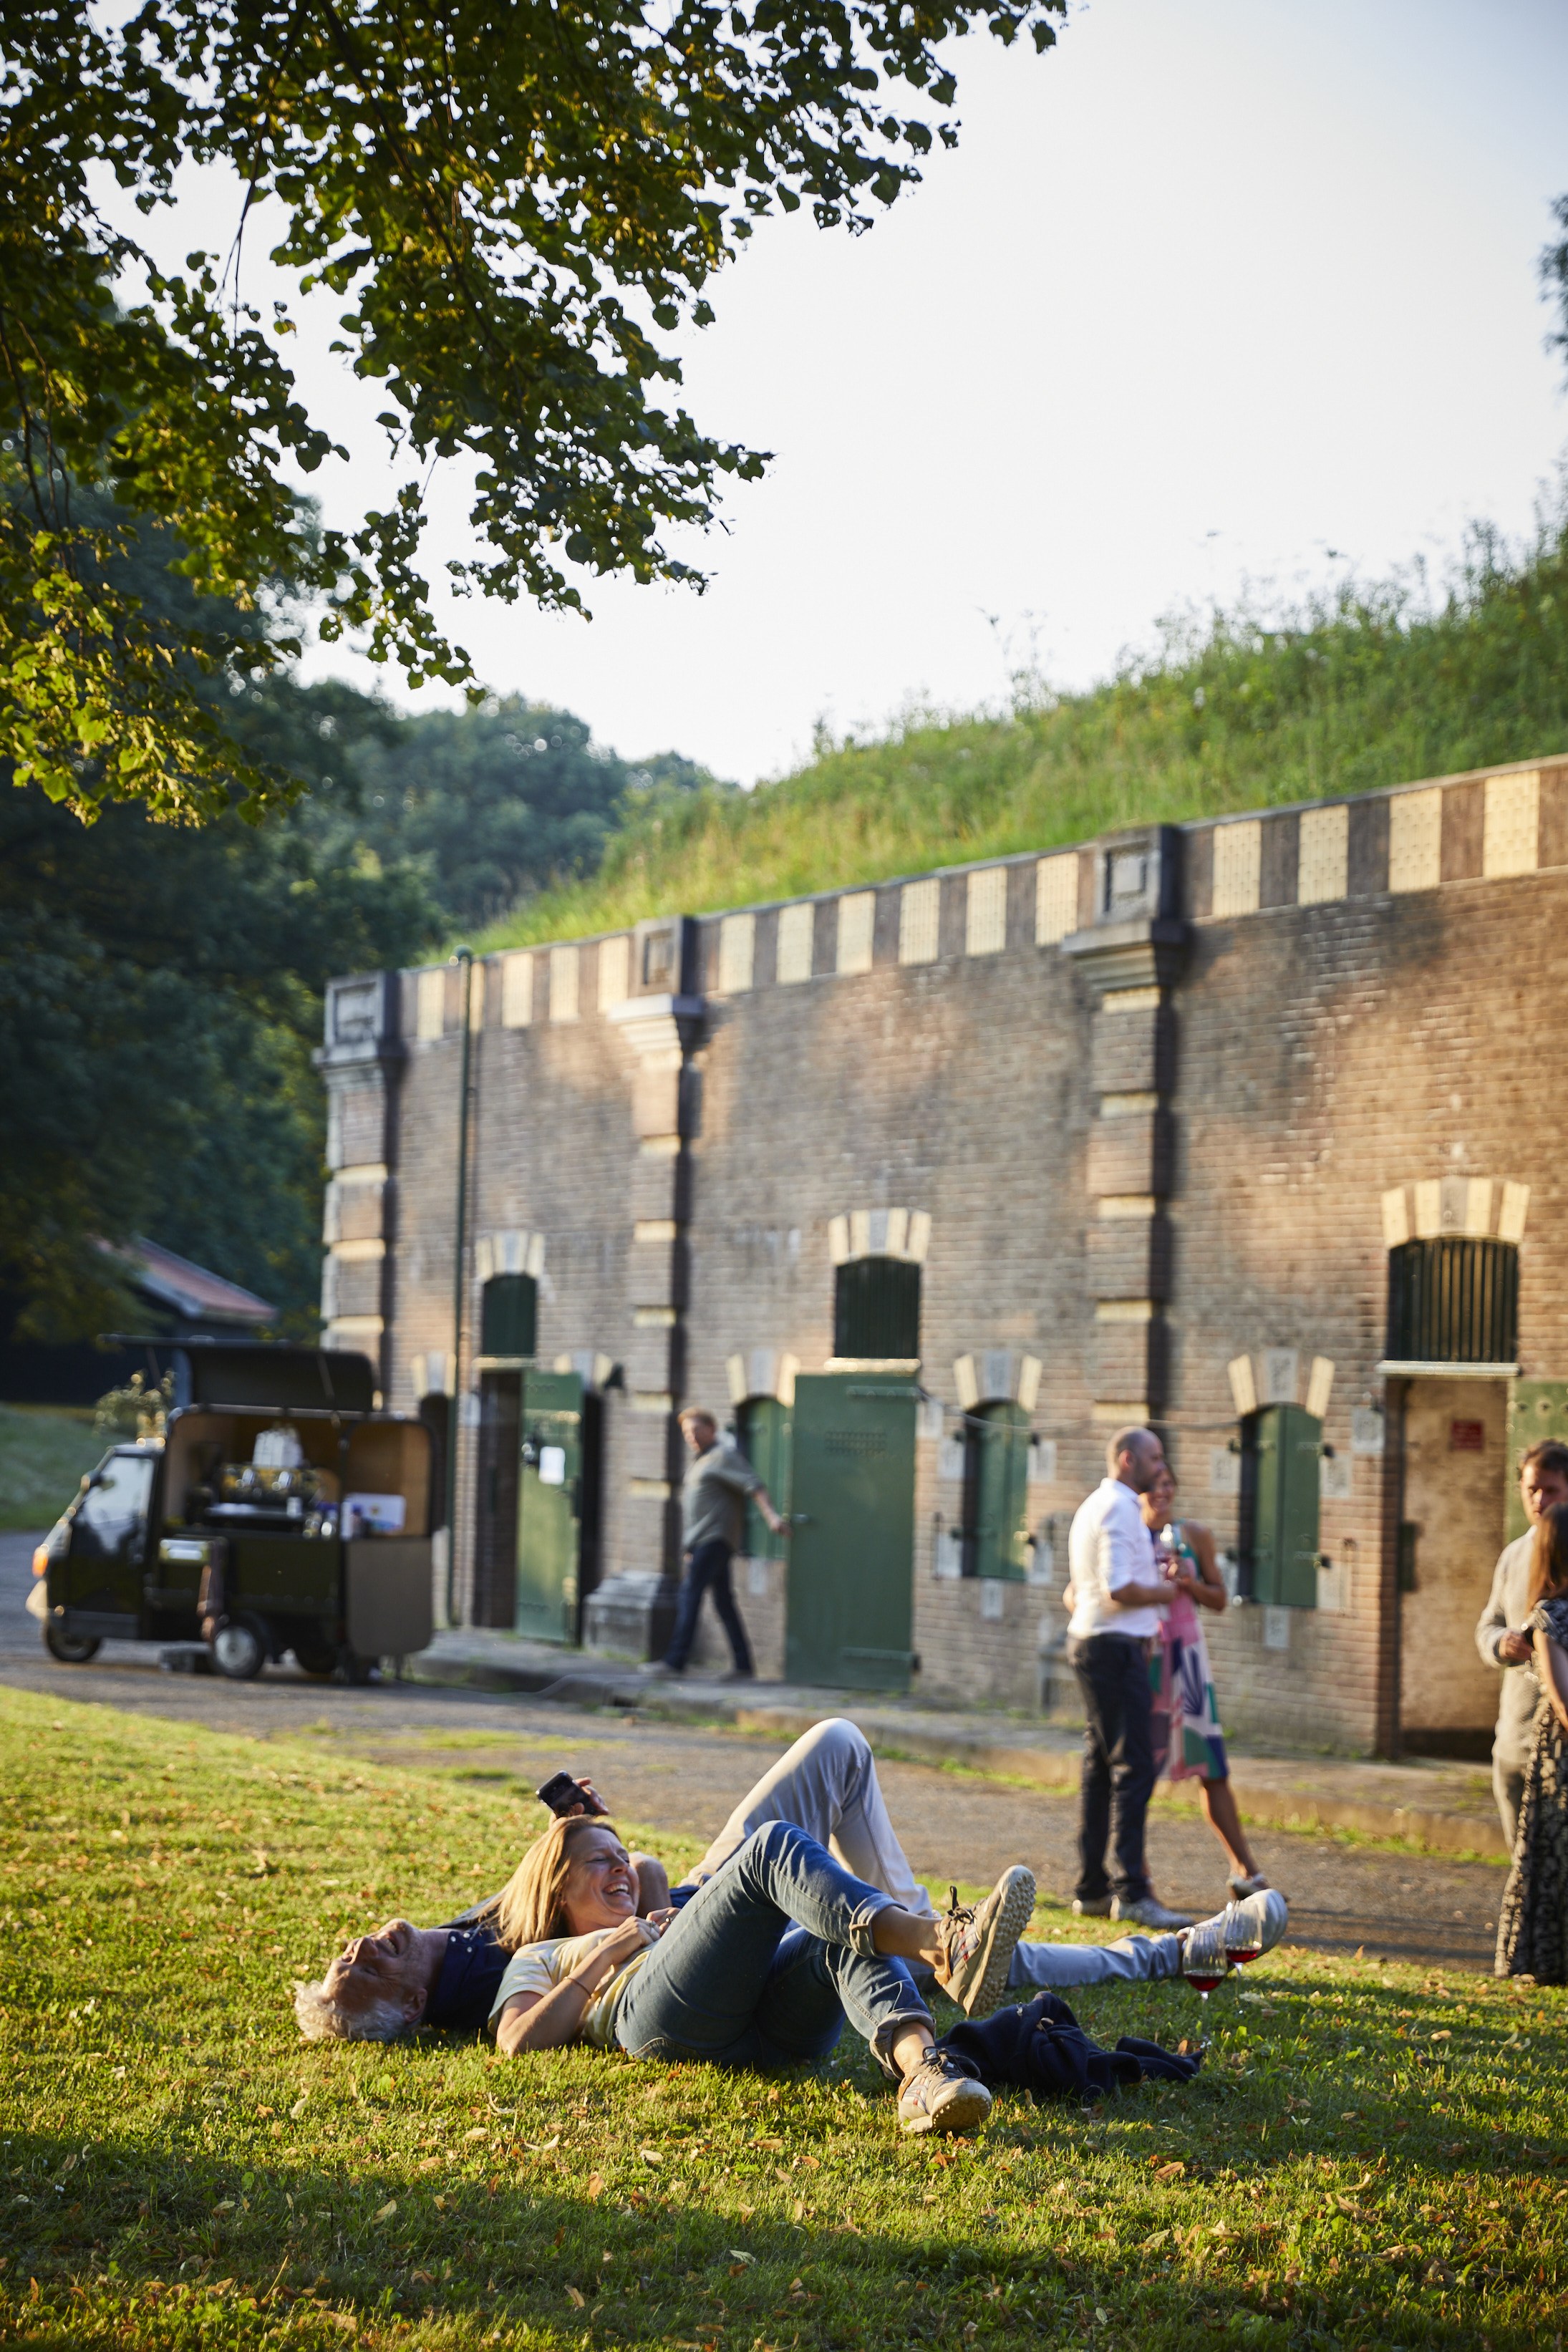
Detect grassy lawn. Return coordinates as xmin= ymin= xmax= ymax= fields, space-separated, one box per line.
xmin=0 ymin=1687 xmax=1563 ymax=2351
xmin=0 ymin=1405 xmax=105 ymax=1534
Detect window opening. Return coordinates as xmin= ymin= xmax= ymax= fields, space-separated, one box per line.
xmin=1386 ymin=1238 xmax=1517 ymax=1365
xmin=72 ymin=1454 xmax=155 ymax=1560
xmin=833 ymin=1256 xmax=921 ymax=1360
xmin=962 ymin=1402 xmax=1032 ymax=1579
xmin=480 ymin=1272 xmax=537 ymax=1361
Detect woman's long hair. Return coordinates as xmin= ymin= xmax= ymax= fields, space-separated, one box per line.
xmin=483 ymin=1815 xmax=621 ymax=1951
xmin=1527 ymin=1503 xmax=1568 ymax=1612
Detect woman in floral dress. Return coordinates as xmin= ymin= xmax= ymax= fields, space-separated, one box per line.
xmin=1496 ymin=1503 xmax=1568 ymax=1981
xmin=1141 ymin=1465 xmax=1270 ymax=1900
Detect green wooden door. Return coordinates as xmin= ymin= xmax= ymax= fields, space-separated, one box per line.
xmin=1506 ymin=1381 xmax=1568 ymax=1541
xmin=785 ymin=1373 xmax=916 ymax=1690
xmin=1249 ymin=1404 xmax=1322 ymax=1607
xmin=970 ymin=1403 xmax=1032 ymax=1581
xmin=738 ymin=1395 xmax=791 ymax=1560
xmin=516 ymin=1370 xmax=583 ymax=1643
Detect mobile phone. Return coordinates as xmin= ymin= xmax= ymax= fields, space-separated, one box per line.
xmin=536 ymin=1770 xmax=607 ymax=1819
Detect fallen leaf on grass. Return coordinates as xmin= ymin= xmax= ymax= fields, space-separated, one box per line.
xmin=639 ymin=2147 xmax=664 ymax=2166
xmin=211 ymin=2201 xmax=235 ymax=2215
xmin=1153 ymin=2160 xmax=1185 ymax=2181
xmin=587 ymin=2173 xmax=605 ymax=2200
xmin=372 ymin=2200 xmax=397 ymax=2222
xmin=727 ymin=2250 xmax=755 ymax=2265
xmin=464 ymin=2128 xmax=490 ymax=2144
xmin=566 ymin=2286 xmax=586 ymax=2308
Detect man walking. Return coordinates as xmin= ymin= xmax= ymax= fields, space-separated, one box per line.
xmin=1476 ymin=1438 xmax=1568 ymax=1847
xmin=652 ymin=1407 xmax=787 ymax=1682
xmin=1065 ymin=1424 xmax=1193 ymax=1930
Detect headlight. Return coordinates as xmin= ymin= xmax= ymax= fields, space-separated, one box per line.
xmin=33 ymin=1518 xmax=71 ymax=1577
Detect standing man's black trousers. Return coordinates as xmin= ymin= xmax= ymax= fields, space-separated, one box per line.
xmin=664 ymin=1538 xmax=754 ymax=1675
xmin=1067 ymin=1630 xmax=1156 ymax=1906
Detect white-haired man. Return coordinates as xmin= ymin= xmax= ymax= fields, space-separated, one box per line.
xmin=296 ymin=1716 xmax=1284 ymax=2041
xmin=1065 ymin=1424 xmax=1193 ymax=1932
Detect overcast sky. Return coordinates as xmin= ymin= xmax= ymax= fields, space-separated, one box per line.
xmin=162 ymin=0 xmax=1568 ymax=782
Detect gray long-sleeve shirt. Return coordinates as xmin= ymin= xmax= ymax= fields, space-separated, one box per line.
xmin=681 ymin=1438 xmax=763 ymax=1552
xmin=1474 ymin=1531 xmax=1542 ymax=1771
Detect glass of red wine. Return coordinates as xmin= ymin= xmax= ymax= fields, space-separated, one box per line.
xmin=1181 ymin=1919 xmax=1229 ymax=2005
xmin=1223 ymin=1901 xmax=1262 ymax=1968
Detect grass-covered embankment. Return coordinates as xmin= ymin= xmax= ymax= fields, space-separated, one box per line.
xmin=0 ymin=1683 xmax=1564 ymax=2350
xmin=0 ymin=1405 xmax=105 ymax=1534
xmin=480 ymin=506 xmax=1568 ymax=949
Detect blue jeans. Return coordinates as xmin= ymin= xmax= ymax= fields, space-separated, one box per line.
xmin=614 ymin=1821 xmax=931 ymax=2075
xmin=665 ymin=1537 xmax=753 ymax=1673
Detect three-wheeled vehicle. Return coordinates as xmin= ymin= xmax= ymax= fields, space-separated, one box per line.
xmin=29 ymin=1340 xmax=435 ymax=1680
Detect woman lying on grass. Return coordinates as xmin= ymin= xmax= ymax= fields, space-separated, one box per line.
xmin=486 ymin=1812 xmax=1035 ymax=2136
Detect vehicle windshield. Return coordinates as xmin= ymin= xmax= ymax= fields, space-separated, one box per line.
xmin=72 ymin=1454 xmax=156 ymax=1559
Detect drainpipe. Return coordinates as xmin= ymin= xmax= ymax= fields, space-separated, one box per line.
xmin=445 ymin=946 xmax=474 ymax=1627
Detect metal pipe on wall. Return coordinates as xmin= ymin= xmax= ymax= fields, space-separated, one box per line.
xmin=445 ymin=946 xmax=474 ymax=1625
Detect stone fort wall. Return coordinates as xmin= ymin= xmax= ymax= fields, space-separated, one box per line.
xmin=316 ymin=751 xmax=1568 ymax=1754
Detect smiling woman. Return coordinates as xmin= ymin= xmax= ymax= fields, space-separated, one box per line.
xmin=485 ymin=1815 xmax=1035 ymax=2136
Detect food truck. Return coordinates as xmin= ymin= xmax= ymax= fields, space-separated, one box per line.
xmin=28 ymin=1340 xmax=435 ymax=1679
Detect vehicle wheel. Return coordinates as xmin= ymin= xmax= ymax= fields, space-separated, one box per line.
xmin=44 ymin=1624 xmax=101 ymax=1665
xmin=210 ymin=1616 xmax=268 ymax=1681
xmin=291 ymin=1637 xmax=337 ymax=1680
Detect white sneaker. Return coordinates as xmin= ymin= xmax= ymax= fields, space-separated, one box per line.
xmin=1072 ymin=1895 xmax=1113 ymax=1918
xmin=1110 ymin=1894 xmax=1196 ymax=1930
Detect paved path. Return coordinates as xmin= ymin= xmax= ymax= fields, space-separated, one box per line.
xmin=1 ymin=1534 xmax=1506 ymax=1971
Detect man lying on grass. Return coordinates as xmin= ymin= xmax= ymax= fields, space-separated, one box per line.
xmin=294 ymin=1718 xmax=1285 ymax=2056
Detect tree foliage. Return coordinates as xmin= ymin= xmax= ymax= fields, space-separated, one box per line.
xmin=1543 ymin=191 xmax=1568 ymax=375
xmin=0 ymin=521 xmax=717 ymax=1339
xmin=276 ymin=685 xmax=728 ymax=929
xmin=1 ymin=0 xmax=1064 ymax=823
xmin=0 ymin=778 xmax=435 ymax=1342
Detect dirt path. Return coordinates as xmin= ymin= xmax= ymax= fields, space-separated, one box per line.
xmin=1 ymin=1532 xmax=1504 ymax=1970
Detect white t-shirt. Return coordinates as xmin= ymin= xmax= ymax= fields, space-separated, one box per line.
xmin=1066 ymin=1476 xmax=1163 ymax=1642
xmin=488 ymin=1920 xmax=660 ymax=2048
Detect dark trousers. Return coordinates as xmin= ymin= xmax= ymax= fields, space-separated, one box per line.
xmin=665 ymin=1537 xmax=754 ymax=1675
xmin=1068 ymin=1632 xmax=1156 ymax=1905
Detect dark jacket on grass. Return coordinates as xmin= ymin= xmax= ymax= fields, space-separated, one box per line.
xmin=938 ymin=1991 xmax=1204 ymax=2102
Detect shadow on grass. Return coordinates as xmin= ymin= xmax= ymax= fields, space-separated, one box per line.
xmin=0 ymin=2096 xmax=1546 ymax=2352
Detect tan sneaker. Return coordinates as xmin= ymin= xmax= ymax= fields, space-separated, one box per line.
xmin=934 ymin=1867 xmax=1036 ymax=2017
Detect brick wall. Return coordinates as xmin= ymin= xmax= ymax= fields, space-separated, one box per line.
xmin=320 ymin=752 xmax=1568 ymax=1751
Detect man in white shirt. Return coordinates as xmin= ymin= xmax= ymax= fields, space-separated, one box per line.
xmin=1474 ymin=1438 xmax=1568 ymax=1847
xmin=1065 ymin=1424 xmax=1194 ymax=1931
